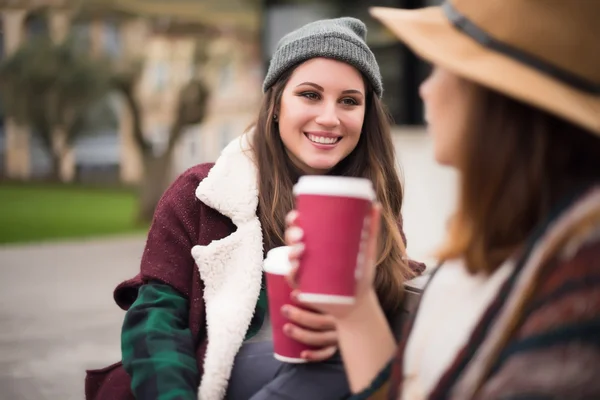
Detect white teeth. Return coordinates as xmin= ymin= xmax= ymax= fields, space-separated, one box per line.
xmin=307 ymin=134 xmax=338 ymax=145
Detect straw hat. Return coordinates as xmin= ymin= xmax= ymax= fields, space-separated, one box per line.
xmin=370 ymin=0 xmax=600 ymax=135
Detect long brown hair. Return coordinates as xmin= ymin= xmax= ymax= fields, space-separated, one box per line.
xmin=438 ymin=84 xmax=600 ymax=274
xmin=250 ymin=65 xmax=416 ymax=315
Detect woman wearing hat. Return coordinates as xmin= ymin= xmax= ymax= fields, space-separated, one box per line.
xmin=84 ymin=17 xmax=425 ymax=400
xmin=285 ymin=0 xmax=600 ymax=399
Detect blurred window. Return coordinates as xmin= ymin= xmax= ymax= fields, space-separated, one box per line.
xmin=104 ymin=20 xmax=121 ymax=58
xmin=74 ymin=129 xmax=119 ymax=166
xmin=72 ymin=22 xmax=91 ymax=52
xmin=25 ymin=12 xmax=49 ymax=38
xmin=29 ymin=132 xmax=52 ymax=179
xmin=148 ymin=124 xmax=169 ymax=156
xmin=152 ymin=62 xmax=169 ymax=92
xmin=219 ymin=60 xmax=235 ymax=91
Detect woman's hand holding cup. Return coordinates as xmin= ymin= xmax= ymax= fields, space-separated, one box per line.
xmin=280 ymin=300 xmax=338 ymax=361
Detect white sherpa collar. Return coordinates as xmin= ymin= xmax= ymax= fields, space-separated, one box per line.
xmin=191 ymin=132 xmax=264 ymax=400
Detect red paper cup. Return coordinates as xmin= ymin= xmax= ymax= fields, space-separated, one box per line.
xmin=263 ymin=246 xmax=315 ymax=363
xmin=293 ymin=176 xmax=375 ymax=304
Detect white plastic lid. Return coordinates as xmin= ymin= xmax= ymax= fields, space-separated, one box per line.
xmin=263 ymin=246 xmax=293 ymax=275
xmin=293 ymin=176 xmax=375 ymax=201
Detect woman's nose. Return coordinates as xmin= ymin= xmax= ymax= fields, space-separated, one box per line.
xmin=314 ymin=103 xmax=340 ymax=128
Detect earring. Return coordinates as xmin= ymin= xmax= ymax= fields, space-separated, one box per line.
xmin=273 ymin=114 xmax=278 ymax=122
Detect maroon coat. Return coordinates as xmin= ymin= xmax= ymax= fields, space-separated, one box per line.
xmin=85 ymin=163 xmax=231 ymax=399
xmin=85 ymin=160 xmax=424 ymax=400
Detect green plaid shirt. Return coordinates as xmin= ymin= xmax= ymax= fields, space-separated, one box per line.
xmin=121 ymin=281 xmax=267 ymax=400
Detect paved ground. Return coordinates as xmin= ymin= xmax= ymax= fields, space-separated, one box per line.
xmin=0 ymin=129 xmax=457 ymax=399
xmin=0 ymin=236 xmax=143 ymax=400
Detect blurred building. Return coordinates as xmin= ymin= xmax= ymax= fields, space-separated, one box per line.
xmin=0 ymin=0 xmax=144 ymax=182
xmin=0 ymin=0 xmax=262 ymax=183
xmin=0 ymin=0 xmax=71 ymax=181
xmin=0 ymin=0 xmax=439 ymax=183
xmin=114 ymin=0 xmax=263 ymax=179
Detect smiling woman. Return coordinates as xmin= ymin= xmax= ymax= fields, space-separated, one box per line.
xmin=86 ymin=16 xmax=425 ymax=400
xmin=278 ymin=58 xmax=366 ymax=174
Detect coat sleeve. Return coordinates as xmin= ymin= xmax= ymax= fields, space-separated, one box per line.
xmin=347 ymin=361 xmax=393 ymax=400
xmin=139 ymin=165 xmax=210 ymax=297
xmin=121 ymin=282 xmax=199 ymax=400
xmin=120 ymin=164 xmax=213 ymax=400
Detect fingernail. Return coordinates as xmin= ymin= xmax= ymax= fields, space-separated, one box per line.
xmin=284 ymin=324 xmax=293 ymax=335
xmin=291 ymin=243 xmax=305 ymax=255
xmin=290 ymin=260 xmax=299 ymax=270
xmin=288 ymin=227 xmax=304 ymax=242
xmin=281 ymin=305 xmax=290 ymax=317
xmin=286 ymin=210 xmax=298 ymax=224
xmin=301 ymin=351 xmax=309 ymax=359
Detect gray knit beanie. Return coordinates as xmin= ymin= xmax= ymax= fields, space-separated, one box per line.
xmin=263 ymin=17 xmax=383 ymax=97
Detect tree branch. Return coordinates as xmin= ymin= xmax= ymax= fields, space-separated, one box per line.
xmin=111 ymin=75 xmax=152 ymax=155
xmin=166 ymin=116 xmax=185 ymax=154
xmin=166 ymin=79 xmax=209 ymax=153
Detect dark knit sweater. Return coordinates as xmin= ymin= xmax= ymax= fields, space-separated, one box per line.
xmin=85 ymin=164 xmax=232 ymax=400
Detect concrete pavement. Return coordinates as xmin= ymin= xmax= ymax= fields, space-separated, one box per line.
xmin=0 ymin=236 xmax=144 ymax=400
xmin=0 ymin=129 xmax=457 ymax=399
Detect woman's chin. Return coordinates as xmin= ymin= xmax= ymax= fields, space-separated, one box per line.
xmin=302 ymin=160 xmax=338 ymax=175
xmin=433 ymin=151 xmax=456 ymax=168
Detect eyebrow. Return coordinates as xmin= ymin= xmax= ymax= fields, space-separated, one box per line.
xmin=295 ymin=82 xmax=364 ymax=97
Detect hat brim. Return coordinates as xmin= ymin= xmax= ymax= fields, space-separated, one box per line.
xmin=370 ymin=6 xmax=600 ymax=135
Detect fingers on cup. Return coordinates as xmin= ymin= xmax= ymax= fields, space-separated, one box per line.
xmin=283 ymin=323 xmax=337 ymax=347
xmin=286 ymin=262 xmax=300 ymax=288
xmin=285 ymin=226 xmax=304 ymax=246
xmin=301 ymin=346 xmax=338 ymax=362
xmin=285 ymin=228 xmax=304 ymax=289
xmin=285 ymin=210 xmax=299 ymax=227
xmin=282 ymin=305 xmax=336 ymax=331
xmin=289 ymin=242 xmax=305 ymax=259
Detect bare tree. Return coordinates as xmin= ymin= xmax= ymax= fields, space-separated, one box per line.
xmin=0 ymin=37 xmax=113 ymax=181
xmin=1 ymin=2 xmax=213 ymax=222
xmin=111 ymin=60 xmax=210 ymax=222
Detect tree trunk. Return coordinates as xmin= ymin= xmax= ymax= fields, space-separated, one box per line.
xmin=136 ymin=152 xmax=174 ymax=223
xmin=49 ymin=152 xmax=62 ymax=182
xmin=48 ymin=126 xmax=76 ymax=182
xmin=37 ymin=126 xmax=61 ymax=182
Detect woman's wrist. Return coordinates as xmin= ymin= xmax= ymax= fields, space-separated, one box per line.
xmin=333 ymin=289 xmax=397 ymax=393
xmin=335 ymin=289 xmax=382 ymax=327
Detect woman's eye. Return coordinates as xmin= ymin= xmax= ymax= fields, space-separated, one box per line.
xmin=341 ymin=97 xmax=359 ymax=106
xmin=300 ymin=92 xmax=320 ymax=100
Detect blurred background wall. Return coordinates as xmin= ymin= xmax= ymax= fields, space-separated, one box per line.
xmin=0 ymin=0 xmax=442 ymax=183
xmin=0 ymin=0 xmax=447 ymax=228
xmin=0 ymin=7 xmax=454 ymax=396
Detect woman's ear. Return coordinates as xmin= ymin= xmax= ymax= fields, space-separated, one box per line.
xmin=273 ymin=103 xmax=281 ymax=123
